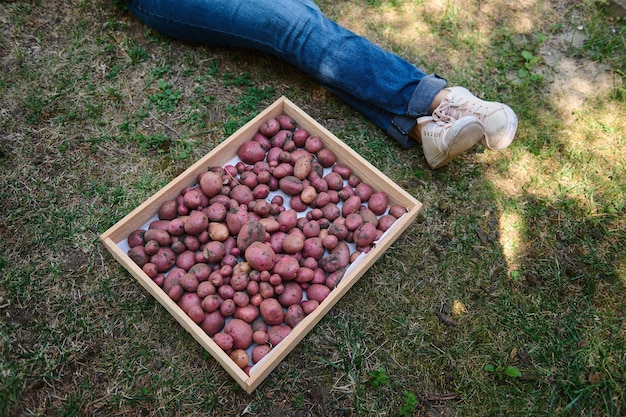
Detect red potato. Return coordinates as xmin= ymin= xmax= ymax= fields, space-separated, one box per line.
xmin=176 ymin=250 xmax=196 ymax=271
xmin=234 ymin=304 xmax=260 ymax=323
xmin=342 ymin=195 xmax=361 ymax=217
xmin=271 ymin=162 xmax=293 ymax=179
xmin=230 ymin=272 xmax=250 ymax=292
xmin=201 ymin=311 xmax=226 ymax=337
xmin=355 ymin=182 xmax=374 ymax=202
xmin=184 ymin=210 xmax=209 ymax=236
xmin=237 ymin=140 xmax=267 ymax=165
xmin=300 ymin=218 xmax=319 ymax=235
xmin=270 ymin=129 xmax=293 ymax=149
xmin=302 ymin=237 xmax=324 ymax=260
xmin=230 ymin=184 xmax=254 ymax=205
xmin=344 ymin=213 xmax=364 ymax=231
xmin=239 ymin=171 xmax=258 ymax=189
xmin=323 ymin=172 xmax=344 ymax=191
xmin=292 ymin=128 xmax=310 ymax=147
xmin=168 ymin=284 xmax=184 ymax=301
xmin=150 ymin=247 xmax=176 ymax=272
xmin=325 ymin=268 xmax=346 ymax=289
xmin=353 ymin=222 xmax=377 ymax=247
xmin=277 ymin=209 xmax=298 ymax=232
xmin=278 ymin=282 xmax=303 ymax=307
xmin=310 ymin=177 xmax=328 ymax=193
xmin=189 ymin=263 xmax=211 ymax=282
xmin=220 ymin=299 xmax=236 ymax=317
xmin=259 ymin=118 xmax=280 ymax=137
xmin=301 ymin=299 xmax=319 ymax=314
xmin=237 ymin=220 xmax=266 ymax=252
xmin=389 ymin=204 xmax=408 ymax=218
xmin=182 ymin=188 xmax=204 ymax=210
xmin=224 ymin=318 xmax=254 ymax=350
xmin=348 ymin=174 xmax=361 ymax=188
xmin=144 ymin=239 xmax=160 ymax=256
xmin=328 ymin=223 xmax=349 ymax=241
xmin=316 ymin=148 xmax=337 ymax=168
xmin=294 ymin=267 xmax=314 ymax=283
xmin=260 ymin=298 xmax=284 ymax=326
xmin=252 ymin=344 xmax=272 ymax=363
xmin=245 ymin=242 xmax=277 ymax=272
xmin=267 ymin=324 xmax=291 ymax=346
xmin=197 ymin=281 xmax=216 ymax=298
xmin=213 ymin=332 xmax=233 ymax=351
xmin=321 ymin=203 xmax=341 ymax=221
xmin=183 ymin=234 xmax=201 ymax=251
xmin=377 ymin=214 xmax=397 ymax=232
xmin=306 ymin=283 xmax=331 ymax=303
xmin=202 ymin=241 xmax=226 ymax=264
xmin=304 ymin=135 xmax=323 ymax=153
xmin=142 ymin=262 xmax=158 ymax=278
xmin=127 ymin=229 xmax=145 ymax=248
xmin=278 ymin=176 xmax=304 ymax=196
xmin=158 ymin=200 xmax=178 ymax=220
xmin=188 ymin=304 xmax=205 ymax=324
xmin=368 ymin=191 xmax=389 ymax=215
xmin=358 ymin=208 xmax=379 ymax=227
xmin=284 ymin=304 xmax=305 ymax=328
xmin=331 ymin=163 xmax=352 ymax=180
xmin=225 ymin=206 xmax=249 ymax=236
xmin=199 ymin=171 xmax=223 ymax=198
xmin=143 ymin=229 xmax=171 ymax=247
xmin=289 ymin=195 xmax=308 ymax=212
xmin=272 ymin=256 xmax=300 ymax=280
xmin=179 ymin=273 xmax=199 ymax=292
xmin=259 ymin=281 xmax=275 ymax=299
xmin=201 ymin=294 xmax=220 ymax=313
xmin=276 ymin=114 xmax=297 ymax=130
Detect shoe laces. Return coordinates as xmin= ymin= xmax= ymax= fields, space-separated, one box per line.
xmin=434 ymin=93 xmax=489 ymax=124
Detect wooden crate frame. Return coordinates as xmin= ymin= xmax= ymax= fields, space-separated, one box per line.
xmin=100 ymin=96 xmax=422 ymax=393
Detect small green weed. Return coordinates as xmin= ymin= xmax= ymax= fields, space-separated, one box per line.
xmin=148 ymin=80 xmax=182 ymax=113
xmin=368 ymin=367 xmax=390 ymax=389
xmin=484 ymin=362 xmax=523 ymax=381
xmin=396 ymin=391 xmax=418 ymax=417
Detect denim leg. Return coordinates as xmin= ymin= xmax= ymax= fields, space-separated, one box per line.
xmin=124 ymin=0 xmax=446 ymax=147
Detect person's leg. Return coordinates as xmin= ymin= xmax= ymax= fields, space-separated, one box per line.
xmin=124 ymin=0 xmax=445 ymax=147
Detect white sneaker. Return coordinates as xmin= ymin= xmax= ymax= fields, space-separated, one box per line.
xmin=437 ymin=87 xmax=518 ymax=150
xmin=417 ymin=115 xmax=484 ymax=169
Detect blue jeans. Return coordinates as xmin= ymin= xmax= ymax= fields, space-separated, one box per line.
xmin=124 ymin=0 xmax=447 ymax=147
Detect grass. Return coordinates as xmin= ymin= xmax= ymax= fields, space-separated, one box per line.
xmin=1 ymin=0 xmax=625 ymax=416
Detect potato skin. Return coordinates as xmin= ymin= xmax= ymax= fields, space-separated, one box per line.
xmin=260 ymin=298 xmax=284 ymax=326
xmin=245 ymin=242 xmax=277 ymax=272
xmin=224 ymin=318 xmax=254 ymax=350
xmin=237 ymin=141 xmax=267 ymax=165
xmin=306 ymin=283 xmax=331 ymax=303
xmin=368 ymin=191 xmax=389 ymax=216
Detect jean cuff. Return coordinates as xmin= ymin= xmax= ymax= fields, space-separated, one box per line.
xmin=387 ymin=74 xmax=447 ymax=148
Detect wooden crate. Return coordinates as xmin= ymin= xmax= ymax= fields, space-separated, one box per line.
xmin=100 ymin=96 xmax=422 ymax=393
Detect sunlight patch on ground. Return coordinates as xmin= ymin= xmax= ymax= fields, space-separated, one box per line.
xmin=499 ymin=210 xmax=525 ymax=274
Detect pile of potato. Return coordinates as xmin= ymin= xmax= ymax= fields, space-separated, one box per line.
xmin=126 ymin=115 xmax=407 ymax=373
